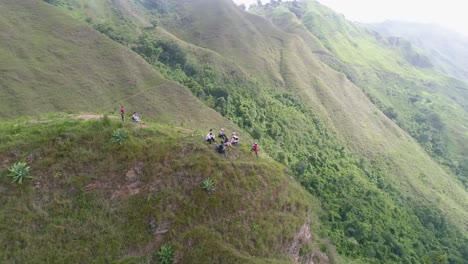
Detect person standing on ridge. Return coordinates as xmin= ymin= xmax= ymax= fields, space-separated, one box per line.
xmin=120 ymin=106 xmax=125 ymax=122
xmin=252 ymin=142 xmax=259 ymax=160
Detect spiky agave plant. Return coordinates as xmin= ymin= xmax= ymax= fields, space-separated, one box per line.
xmin=8 ymin=162 xmax=31 ymax=184
xmin=158 ymin=244 xmax=175 ymax=264
xmin=111 ymin=128 xmax=128 ymax=145
xmin=202 ymin=178 xmax=215 ymax=192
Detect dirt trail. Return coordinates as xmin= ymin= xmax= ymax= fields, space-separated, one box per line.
xmin=73 ymin=114 xmax=106 ymax=120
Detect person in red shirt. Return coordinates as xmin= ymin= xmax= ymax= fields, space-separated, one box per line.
xmin=252 ymin=142 xmax=259 ymax=160
xmin=120 ymin=106 xmax=125 ymax=122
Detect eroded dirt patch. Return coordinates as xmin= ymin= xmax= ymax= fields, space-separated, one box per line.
xmin=289 ymin=213 xmax=329 ymax=264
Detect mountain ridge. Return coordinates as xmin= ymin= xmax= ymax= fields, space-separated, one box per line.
xmin=1 ymin=0 xmax=467 ymax=262
xmin=1 ymin=115 xmax=330 ymax=263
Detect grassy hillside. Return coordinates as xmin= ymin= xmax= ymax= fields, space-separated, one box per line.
xmin=319 ymin=2 xmax=467 ymax=159
xmin=4 ymin=0 xmax=468 ymax=263
xmin=0 ymin=116 xmax=333 ymax=263
xmin=0 ymin=0 xmax=238 ymax=131
xmin=39 ymin=0 xmax=468 ymax=262
xmin=251 ymin=1 xmax=468 ymax=183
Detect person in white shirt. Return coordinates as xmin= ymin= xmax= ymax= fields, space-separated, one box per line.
xmin=131 ymin=112 xmax=141 ymax=123
xmin=231 ymin=132 xmax=239 ymax=146
xmin=206 ymin=129 xmax=216 ymax=144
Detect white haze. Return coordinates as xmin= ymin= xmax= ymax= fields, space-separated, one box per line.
xmin=232 ymin=0 xmax=468 ymax=37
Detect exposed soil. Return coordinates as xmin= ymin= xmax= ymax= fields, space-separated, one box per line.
xmin=74 ymin=114 xmax=104 ymax=120
xmin=289 ymin=214 xmax=329 ymax=264
xmin=83 ymin=161 xmax=156 ymax=200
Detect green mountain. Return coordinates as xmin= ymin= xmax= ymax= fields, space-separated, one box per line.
xmin=1 ymin=0 xmax=468 ymax=263
xmin=0 ymin=1 xmax=330 ymax=263
xmin=0 ymin=0 xmax=234 ymax=131
xmin=250 ymin=1 xmax=468 ymax=183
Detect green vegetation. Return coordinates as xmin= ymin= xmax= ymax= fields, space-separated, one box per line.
xmin=251 ymin=0 xmax=468 ymax=183
xmin=0 ymin=116 xmax=326 ymax=263
xmin=112 ymin=128 xmax=128 ymax=145
xmin=0 ymin=0 xmax=234 ymax=131
xmin=246 ymin=3 xmax=468 ymax=262
xmin=2 ymin=0 xmax=467 ymax=263
xmin=157 ymin=244 xmax=175 ymax=264
xmin=202 ymin=178 xmax=215 ymax=192
xmin=92 ymin=15 xmax=468 ymax=261
xmin=0 ymin=0 xmax=141 ymax=118
xmin=8 ymin=162 xmax=31 ymax=184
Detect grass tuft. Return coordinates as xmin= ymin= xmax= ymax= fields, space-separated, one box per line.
xmin=157 ymin=244 xmax=175 ymax=264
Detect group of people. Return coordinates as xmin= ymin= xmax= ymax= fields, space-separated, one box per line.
xmin=206 ymin=128 xmax=259 ymax=159
xmin=120 ymin=106 xmax=141 ymax=123
xmin=120 ymin=106 xmax=259 ymax=158
xmin=205 ymin=128 xmax=239 ymax=146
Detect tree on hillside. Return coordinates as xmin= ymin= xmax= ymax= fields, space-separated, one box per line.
xmin=383 ymin=107 xmax=398 ymax=120
xmin=142 ymin=0 xmax=169 ymax=13
xmin=289 ymin=4 xmax=304 ymax=18
xmin=93 ymin=22 xmax=130 ymax=44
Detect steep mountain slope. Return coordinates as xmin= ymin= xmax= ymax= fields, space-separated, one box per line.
xmin=0 ymin=1 xmax=334 ymax=263
xmin=0 ymin=0 xmax=235 ymax=131
xmin=252 ymin=1 xmax=468 ymax=182
xmin=153 ymin=0 xmax=468 ymax=201
xmin=156 ymin=0 xmax=467 ymax=261
xmin=367 ymin=20 xmax=468 ymax=83
xmin=3 ymin=0 xmax=468 ymax=263
xmin=0 ymin=116 xmax=330 ymax=263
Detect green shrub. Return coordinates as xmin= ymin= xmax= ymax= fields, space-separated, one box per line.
xmin=8 ymin=162 xmax=31 ymax=184
xmin=252 ymin=223 xmax=261 ymax=233
xmin=202 ymin=178 xmax=215 ymax=192
xmin=101 ymin=114 xmax=111 ymax=127
xmin=111 ymin=128 xmax=128 ymax=145
xmin=157 ymin=244 xmax=174 ymax=264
